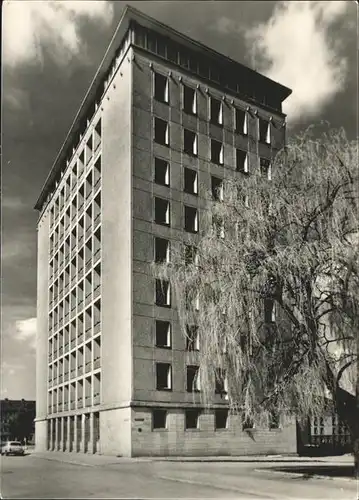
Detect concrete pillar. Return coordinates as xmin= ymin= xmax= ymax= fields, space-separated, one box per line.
xmin=81 ymin=414 xmax=86 ymax=453
xmin=49 ymin=418 xmax=53 ymax=450
xmin=74 ymin=415 xmax=78 ymax=452
xmin=59 ymin=417 xmax=64 ymax=451
xmin=66 ymin=417 xmax=71 ymax=452
xmin=55 ymin=417 xmax=59 ymax=450
xmin=89 ymin=412 xmax=94 ymax=454
xmin=51 ymin=418 xmax=55 ymax=451
xmin=48 ymin=419 xmax=52 ymax=450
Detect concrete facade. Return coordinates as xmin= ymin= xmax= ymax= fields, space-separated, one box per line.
xmin=35 ymin=5 xmax=295 ymax=457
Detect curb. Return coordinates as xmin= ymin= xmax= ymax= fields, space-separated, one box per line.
xmin=30 ymin=454 xmax=96 ymax=467
xmin=30 ymin=452 xmax=152 ymax=467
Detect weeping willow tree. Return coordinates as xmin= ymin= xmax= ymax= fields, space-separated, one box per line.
xmin=156 ymin=126 xmax=359 ymax=470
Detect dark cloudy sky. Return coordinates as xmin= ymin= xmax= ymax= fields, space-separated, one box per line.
xmin=2 ymin=0 xmax=357 ymax=400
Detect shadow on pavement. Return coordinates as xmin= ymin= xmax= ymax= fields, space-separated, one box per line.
xmin=273 ymin=465 xmax=356 ymax=479
xmin=159 ymin=458 xmax=324 ymax=463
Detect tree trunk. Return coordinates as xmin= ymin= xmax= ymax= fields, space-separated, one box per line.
xmin=353 ymin=435 xmax=359 ymax=477
xmin=325 ymin=358 xmax=359 ymax=476
xmin=334 ymin=386 xmax=359 ymax=477
xmin=356 ymin=326 xmax=359 ymax=477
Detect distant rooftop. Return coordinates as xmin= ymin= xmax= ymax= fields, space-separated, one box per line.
xmin=35 ymin=5 xmax=291 ymax=212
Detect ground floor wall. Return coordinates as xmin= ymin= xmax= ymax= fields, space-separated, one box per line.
xmin=39 ymin=405 xmax=297 ymax=457
xmin=130 ymin=407 xmax=296 ymax=457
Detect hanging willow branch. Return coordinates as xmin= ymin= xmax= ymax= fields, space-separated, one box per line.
xmin=154 ymin=125 xmax=359 ymax=427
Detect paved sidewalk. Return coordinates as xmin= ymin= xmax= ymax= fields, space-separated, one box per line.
xmin=30 ymin=450 xmax=152 ymax=466
xmin=30 ymin=450 xmax=353 ymax=467
xmin=151 ymin=454 xmax=353 ymax=463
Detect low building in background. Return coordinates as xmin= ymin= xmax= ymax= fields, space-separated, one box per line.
xmin=0 ymin=399 xmax=36 ymax=443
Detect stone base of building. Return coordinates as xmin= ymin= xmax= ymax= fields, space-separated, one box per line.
xmin=38 ymin=405 xmax=297 ymax=457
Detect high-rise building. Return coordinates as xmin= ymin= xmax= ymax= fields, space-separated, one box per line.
xmin=35 ymin=5 xmax=295 ymax=456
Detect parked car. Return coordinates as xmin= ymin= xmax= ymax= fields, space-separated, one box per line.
xmin=1 ymin=441 xmax=25 ymax=456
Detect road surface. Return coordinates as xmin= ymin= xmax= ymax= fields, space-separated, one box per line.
xmin=1 ymin=452 xmax=357 ymax=499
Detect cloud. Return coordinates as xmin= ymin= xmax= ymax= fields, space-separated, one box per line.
xmin=1 ymin=361 xmax=26 ymax=377
xmin=4 ymin=87 xmax=31 ymax=110
xmin=15 ymin=317 xmax=37 ymax=350
xmin=2 ymin=196 xmax=27 ymax=211
xmin=244 ymin=1 xmax=351 ymax=125
xmin=3 ymin=0 xmax=114 ymax=67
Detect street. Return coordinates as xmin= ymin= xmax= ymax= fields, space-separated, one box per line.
xmin=1 ymin=452 xmax=358 ymax=499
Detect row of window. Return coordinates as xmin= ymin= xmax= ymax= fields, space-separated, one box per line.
xmin=49 ymin=122 xmax=102 ymax=224
xmin=155 ymin=362 xmax=226 ymax=394
xmin=48 ymin=374 xmax=101 ymax=412
xmin=154 ymin=160 xmax=270 ymax=202
xmin=154 ymin=117 xmax=272 ymax=168
xmin=49 ymin=332 xmax=101 ymax=366
xmin=154 ymin=276 xmax=276 ymax=320
xmin=50 ymin=190 xmax=101 ymax=253
xmin=49 ymin=291 xmax=101 ymax=323
xmin=134 ymin=23 xmax=282 ymax=109
xmin=152 ymin=408 xmax=280 ymax=431
xmin=153 ymin=72 xmax=272 ymax=140
xmin=49 ymin=291 xmax=101 ymax=330
xmin=50 ymin=231 xmax=101 ymax=282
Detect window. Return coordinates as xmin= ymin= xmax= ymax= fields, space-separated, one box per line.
xmin=155 ymin=279 xmax=171 ymax=307
xmin=264 ymin=299 xmax=276 ymax=323
xmin=258 ymin=118 xmax=270 ymax=144
xmin=157 ymin=37 xmax=166 ymax=58
xmin=184 ymin=168 xmax=198 ymax=194
xmin=184 ymin=206 xmax=198 ymax=233
xmin=260 ymin=158 xmax=271 ymax=180
xmin=156 ymin=363 xmax=172 ymax=390
xmin=183 ymin=85 xmax=197 ymax=115
xmin=147 ymin=31 xmax=157 ymax=53
xmin=155 ymin=237 xmax=170 ymax=263
xmin=153 ymin=409 xmax=167 ymax=429
xmin=211 ymin=176 xmax=223 ymax=201
xmin=215 ymin=368 xmax=228 ymax=394
xmin=210 ymin=97 xmax=223 ymax=125
xmin=235 ymin=108 xmax=248 ymax=135
xmin=179 ymin=49 xmax=189 ymax=69
xmin=155 ymin=158 xmax=170 ymax=186
xmin=236 ymin=149 xmax=248 ymax=174
xmin=184 ymin=245 xmax=198 ymax=266
xmin=269 ymin=411 xmax=280 ymax=429
xmin=186 ymin=365 xmax=200 ymax=392
xmin=155 ymin=197 xmax=170 ymax=226
xmin=167 ymin=43 xmax=178 ymax=64
xmin=154 ymin=117 xmax=169 ymax=146
xmin=134 ymin=26 xmax=146 ymax=47
xmin=154 ymin=73 xmax=169 ymax=103
xmin=215 ymin=409 xmax=229 ymax=430
xmin=183 ymin=129 xmax=198 ymax=156
xmin=155 ymin=320 xmax=171 ymax=348
xmin=242 ymin=415 xmax=255 ymax=430
xmin=211 ymin=140 xmax=224 ymax=165
xmin=186 ymin=325 xmax=199 ymax=351
xmin=185 ymin=409 xmax=201 ymax=429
